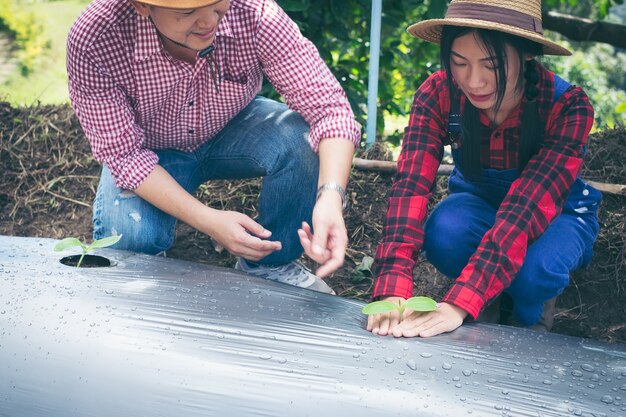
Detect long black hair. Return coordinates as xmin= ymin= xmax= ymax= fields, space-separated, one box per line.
xmin=440 ymin=26 xmax=544 ymax=177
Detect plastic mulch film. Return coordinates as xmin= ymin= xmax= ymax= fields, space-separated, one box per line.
xmin=1 ymin=236 xmax=625 ymax=417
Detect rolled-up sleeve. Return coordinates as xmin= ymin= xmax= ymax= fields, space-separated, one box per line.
xmin=255 ymin=0 xmax=361 ymax=151
xmin=67 ymin=34 xmax=158 ymax=190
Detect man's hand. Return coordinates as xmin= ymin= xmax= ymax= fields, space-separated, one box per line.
xmin=297 ymin=190 xmax=347 ymax=277
xmin=206 ymin=210 xmax=281 ymax=261
xmin=133 ymin=165 xmax=280 ymax=260
xmin=367 ymin=299 xmax=468 ymax=338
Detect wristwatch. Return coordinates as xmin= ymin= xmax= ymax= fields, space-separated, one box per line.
xmin=317 ymin=182 xmax=347 ymax=209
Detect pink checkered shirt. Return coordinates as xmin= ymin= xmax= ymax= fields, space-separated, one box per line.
xmin=67 ymin=0 xmax=361 ymax=190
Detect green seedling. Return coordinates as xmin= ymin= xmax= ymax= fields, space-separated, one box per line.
xmin=361 ymin=296 xmax=438 ymax=321
xmin=54 ymin=235 xmax=122 ymax=268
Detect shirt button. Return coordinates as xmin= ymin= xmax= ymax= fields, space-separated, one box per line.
xmin=188 ymin=101 xmax=194 ymax=106
xmin=188 ymin=129 xmax=194 ymax=134
xmin=583 ymin=189 xmax=589 ymax=196
xmin=495 ymin=132 xmax=501 ymax=138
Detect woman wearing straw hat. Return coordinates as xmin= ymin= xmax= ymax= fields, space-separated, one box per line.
xmin=367 ymin=0 xmax=601 ymax=337
xmin=66 ymin=0 xmax=361 ymax=294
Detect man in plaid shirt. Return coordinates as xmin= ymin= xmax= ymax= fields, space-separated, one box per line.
xmin=67 ymin=0 xmax=361 ymax=293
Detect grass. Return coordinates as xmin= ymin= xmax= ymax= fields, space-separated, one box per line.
xmin=0 ymin=0 xmax=88 ymax=105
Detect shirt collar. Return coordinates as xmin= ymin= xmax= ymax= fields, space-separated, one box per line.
xmin=134 ymin=15 xmax=163 ymax=62
xmin=133 ymin=11 xmax=234 ymax=62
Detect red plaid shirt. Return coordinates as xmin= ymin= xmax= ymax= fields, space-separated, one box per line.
xmin=373 ymin=66 xmax=594 ymax=319
xmin=67 ymin=0 xmax=360 ymax=190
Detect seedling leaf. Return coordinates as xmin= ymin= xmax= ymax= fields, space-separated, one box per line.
xmin=355 ymin=255 xmax=374 ymax=274
xmin=404 ymin=296 xmax=437 ymax=312
xmin=54 ymin=235 xmax=123 ymax=268
xmin=54 ymin=238 xmax=86 ymax=252
xmin=361 ymin=300 xmax=397 ymax=315
xmin=88 ymin=235 xmax=122 ymax=250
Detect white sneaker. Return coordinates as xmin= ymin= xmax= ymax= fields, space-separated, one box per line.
xmin=235 ymin=258 xmax=336 ymax=295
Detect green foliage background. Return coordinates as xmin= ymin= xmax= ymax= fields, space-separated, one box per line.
xmin=0 ymin=0 xmax=47 ymax=73
xmin=270 ymin=0 xmax=625 ymax=137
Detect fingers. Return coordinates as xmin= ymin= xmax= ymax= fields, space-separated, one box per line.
xmin=298 ymin=222 xmax=331 ymax=262
xmin=392 ymin=312 xmax=434 ymax=338
xmin=366 ymin=311 xmax=401 ymax=336
xmin=315 ymin=244 xmax=344 ymax=278
xmin=300 ymin=220 xmax=347 ymax=278
xmin=240 ymin=216 xmax=273 ymax=239
xmin=309 ymin=222 xmax=328 ymax=259
xmin=215 ymin=213 xmax=281 ymax=261
xmin=234 ymin=235 xmax=280 ymax=261
xmin=316 ymin=225 xmax=346 ymax=278
xmin=297 ymin=223 xmax=320 ymax=259
xmin=390 ymin=304 xmax=466 ymax=338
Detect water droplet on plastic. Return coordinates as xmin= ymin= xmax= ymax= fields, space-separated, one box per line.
xmin=385 ymin=357 xmax=394 ymax=364
xmin=420 ymin=352 xmax=432 ymax=358
xmin=581 ymin=364 xmax=594 ymax=372
xmin=406 ymin=360 xmax=417 ymax=371
xmin=442 ymin=362 xmax=452 ymax=370
xmin=601 ymin=395 xmax=614 ymax=404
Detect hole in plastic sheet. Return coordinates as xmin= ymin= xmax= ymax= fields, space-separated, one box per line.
xmin=60 ymin=255 xmax=112 ymax=268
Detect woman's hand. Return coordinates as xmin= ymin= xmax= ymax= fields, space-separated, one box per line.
xmin=392 ymin=302 xmax=467 ymax=338
xmin=297 ymin=190 xmax=347 ymax=277
xmin=366 ymin=296 xmax=406 ymax=336
xmin=367 ymin=300 xmax=468 ymax=338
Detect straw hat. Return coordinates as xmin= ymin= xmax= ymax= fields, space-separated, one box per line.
xmin=136 ymin=0 xmax=223 ymax=8
xmin=407 ymin=0 xmax=571 ymax=56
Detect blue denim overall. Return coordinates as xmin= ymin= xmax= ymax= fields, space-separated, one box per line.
xmin=422 ymin=76 xmax=601 ymax=325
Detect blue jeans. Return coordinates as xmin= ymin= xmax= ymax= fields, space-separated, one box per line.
xmin=93 ymin=97 xmax=319 ymax=265
xmin=422 ymin=192 xmax=599 ymax=325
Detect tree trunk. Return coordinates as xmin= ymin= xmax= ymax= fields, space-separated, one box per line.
xmin=352 ymin=158 xmax=626 ymax=196
xmin=543 ymin=11 xmax=626 ymax=49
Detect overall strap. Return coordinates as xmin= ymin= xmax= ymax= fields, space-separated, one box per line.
xmin=552 ymin=74 xmax=570 ymax=105
xmin=448 ymin=95 xmax=462 ymax=149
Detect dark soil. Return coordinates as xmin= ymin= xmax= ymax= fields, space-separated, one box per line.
xmin=1 ymin=101 xmax=625 ymax=343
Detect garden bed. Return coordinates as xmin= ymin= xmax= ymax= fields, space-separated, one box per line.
xmin=0 ymin=101 xmax=625 ymax=343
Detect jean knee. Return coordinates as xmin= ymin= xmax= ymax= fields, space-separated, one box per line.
xmin=93 ymin=189 xmax=176 ymax=255
xmin=423 ymin=220 xmax=467 ymax=277
xmin=507 ymin=254 xmax=570 ymax=325
xmin=423 ymin=204 xmax=483 ymax=277
xmin=512 ymin=255 xmax=570 ymax=300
